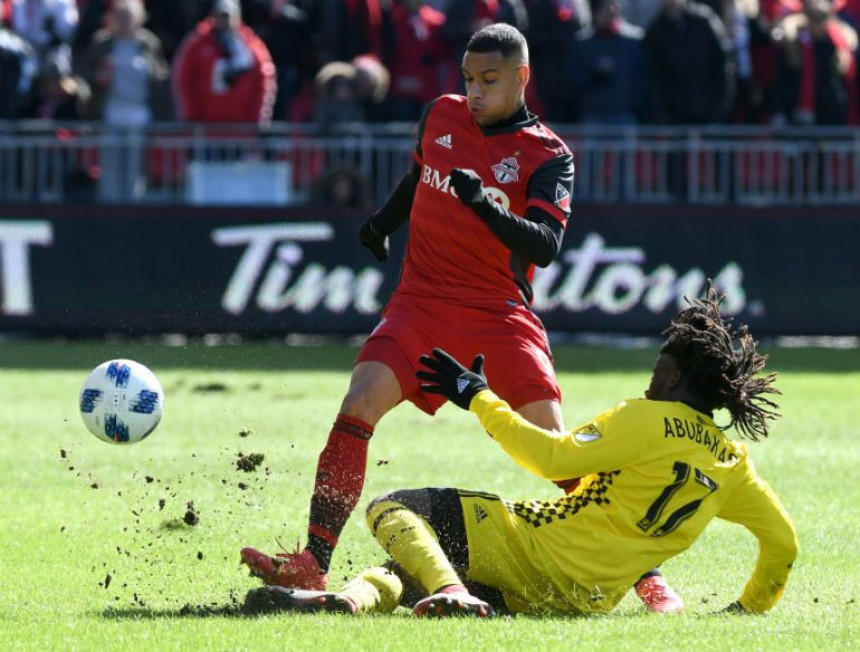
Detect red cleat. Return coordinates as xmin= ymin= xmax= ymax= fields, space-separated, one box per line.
xmin=240 ymin=546 xmax=328 ymax=590
xmin=243 ymin=586 xmax=357 ymax=615
xmin=634 ymin=575 xmax=684 ymax=614
xmin=412 ymin=592 xmax=495 ymax=618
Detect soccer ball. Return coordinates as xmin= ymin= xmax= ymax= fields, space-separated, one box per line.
xmin=79 ymin=359 xmax=164 ymax=444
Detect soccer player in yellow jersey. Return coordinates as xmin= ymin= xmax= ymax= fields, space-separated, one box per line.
xmin=243 ymin=283 xmax=798 ymax=618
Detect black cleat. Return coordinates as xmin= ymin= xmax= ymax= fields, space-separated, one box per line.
xmin=243 ymin=586 xmax=358 ymax=615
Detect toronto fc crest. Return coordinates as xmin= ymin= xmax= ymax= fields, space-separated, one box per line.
xmin=492 ymin=156 xmax=520 ymax=184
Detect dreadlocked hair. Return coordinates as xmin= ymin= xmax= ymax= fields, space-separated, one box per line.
xmin=660 ymin=281 xmax=781 ymax=441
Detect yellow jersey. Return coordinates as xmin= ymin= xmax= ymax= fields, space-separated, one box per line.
xmin=468 ymin=390 xmax=799 ymax=614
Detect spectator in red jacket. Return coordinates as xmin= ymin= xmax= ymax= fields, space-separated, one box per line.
xmin=171 ymin=0 xmax=276 ymax=124
xmin=381 ymin=0 xmax=451 ymax=120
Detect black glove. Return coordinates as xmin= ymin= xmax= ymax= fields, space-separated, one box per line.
xmin=449 ymin=168 xmax=493 ymax=221
xmin=416 ymin=348 xmax=488 ymax=410
xmin=719 ymin=601 xmax=749 ymax=615
xmin=358 ymin=218 xmax=389 ymax=261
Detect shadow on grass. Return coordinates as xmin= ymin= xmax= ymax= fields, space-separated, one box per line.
xmin=99 ymin=603 xmax=411 ymax=620
xmin=100 ymin=604 xmax=705 ymax=622
xmin=102 ymin=604 xmax=248 ymax=619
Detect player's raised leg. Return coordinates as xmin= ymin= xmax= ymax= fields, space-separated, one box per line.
xmin=241 ymin=361 xmax=402 ymax=589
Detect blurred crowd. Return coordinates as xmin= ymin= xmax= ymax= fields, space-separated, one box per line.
xmin=0 ymin=0 xmax=858 ymax=128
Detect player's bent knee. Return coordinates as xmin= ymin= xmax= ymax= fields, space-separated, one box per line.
xmin=339 ymin=388 xmax=375 ymax=421
xmin=366 ymin=492 xmax=402 ymax=533
xmin=367 ymin=492 xmax=395 ymax=515
xmin=339 ymin=389 xmax=397 ymax=425
xmin=339 ymin=363 xmax=402 ymax=424
xmin=366 ymin=489 xmax=427 ymax=532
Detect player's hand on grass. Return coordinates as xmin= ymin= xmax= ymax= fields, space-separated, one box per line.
xmin=417 ymin=348 xmax=488 ymax=410
xmin=358 ymin=218 xmax=390 ymax=261
xmin=449 ymin=169 xmax=492 ymax=220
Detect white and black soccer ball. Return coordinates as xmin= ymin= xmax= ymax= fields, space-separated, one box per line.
xmin=79 ymin=359 xmax=164 ymax=444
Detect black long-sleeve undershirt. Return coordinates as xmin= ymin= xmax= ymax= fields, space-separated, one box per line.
xmin=368 ymin=163 xmax=564 ymax=267
xmin=482 ymin=204 xmax=564 ymax=268
xmin=368 ymin=163 xmax=420 ymax=236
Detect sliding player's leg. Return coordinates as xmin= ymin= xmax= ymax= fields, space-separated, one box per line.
xmin=243 ymin=566 xmax=404 ymax=616
xmin=365 ymin=489 xmax=497 ymax=618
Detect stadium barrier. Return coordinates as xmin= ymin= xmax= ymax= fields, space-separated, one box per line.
xmin=0 ymin=204 xmax=857 ymax=336
xmin=1 ymin=122 xmax=859 ymax=206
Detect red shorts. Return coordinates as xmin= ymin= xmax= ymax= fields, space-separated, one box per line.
xmin=355 ymin=294 xmax=560 ymax=415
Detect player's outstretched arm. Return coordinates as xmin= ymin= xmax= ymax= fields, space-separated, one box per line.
xmin=358 ymin=163 xmax=420 ymax=261
xmin=416 ymin=349 xmax=606 ymax=481
xmin=717 ymin=472 xmax=799 ymax=614
xmin=448 ymin=168 xmax=563 ymax=267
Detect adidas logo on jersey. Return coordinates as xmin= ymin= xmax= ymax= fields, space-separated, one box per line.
xmin=434 ymin=133 xmax=452 ymax=149
xmin=473 ymin=504 xmax=488 ymax=523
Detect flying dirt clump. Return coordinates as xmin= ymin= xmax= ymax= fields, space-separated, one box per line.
xmin=184 ymin=501 xmax=200 ymax=526
xmin=236 ymin=452 xmax=265 ymax=473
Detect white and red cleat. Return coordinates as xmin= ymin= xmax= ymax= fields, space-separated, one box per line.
xmin=635 ymin=575 xmax=684 ymax=614
xmin=240 ymin=546 xmax=328 ymax=591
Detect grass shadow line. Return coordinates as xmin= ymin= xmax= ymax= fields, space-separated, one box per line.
xmin=101 ymin=604 xmax=248 ymax=620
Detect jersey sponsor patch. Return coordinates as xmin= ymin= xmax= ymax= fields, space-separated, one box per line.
xmin=574 ymin=424 xmax=602 ymax=443
xmin=434 ymin=133 xmax=452 ymax=149
xmin=555 ymin=182 xmax=571 ymax=211
xmin=492 ymin=156 xmax=520 ymax=183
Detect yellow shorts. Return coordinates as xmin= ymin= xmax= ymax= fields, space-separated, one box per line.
xmin=458 ymin=491 xmax=597 ymax=615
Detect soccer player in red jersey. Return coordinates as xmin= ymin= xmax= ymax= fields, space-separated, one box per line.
xmin=241 ymin=23 xmax=680 ymax=612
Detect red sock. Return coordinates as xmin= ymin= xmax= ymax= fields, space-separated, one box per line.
xmin=307 ymin=414 xmax=373 ymax=571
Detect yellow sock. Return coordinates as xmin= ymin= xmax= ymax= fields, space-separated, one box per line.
xmin=366 ymin=500 xmax=462 ymax=594
xmin=337 ymin=566 xmax=403 ymax=614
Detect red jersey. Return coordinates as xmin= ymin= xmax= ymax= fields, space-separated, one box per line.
xmin=396 ymin=95 xmax=574 ymax=308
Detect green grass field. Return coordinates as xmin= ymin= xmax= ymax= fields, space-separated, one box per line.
xmin=0 ymin=341 xmax=857 ymax=651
